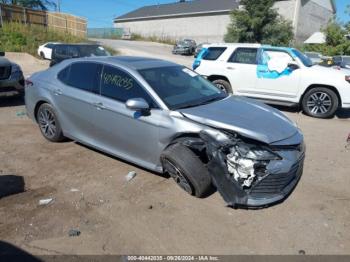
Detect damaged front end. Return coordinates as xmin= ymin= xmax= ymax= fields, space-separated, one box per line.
xmin=198 ymin=129 xmax=305 ymax=208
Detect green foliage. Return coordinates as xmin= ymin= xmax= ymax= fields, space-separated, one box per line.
xmin=0 ymin=22 xmax=84 ymax=55
xmin=130 ymin=33 xmax=176 ymax=45
xmin=224 ymin=0 xmax=294 ymax=46
xmin=0 ymin=0 xmax=56 ymax=10
xmin=302 ymin=22 xmax=350 ymax=56
xmin=0 ymin=23 xmax=119 ymax=57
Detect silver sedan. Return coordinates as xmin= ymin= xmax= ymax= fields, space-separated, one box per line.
xmin=25 ymin=56 xmax=305 ymax=208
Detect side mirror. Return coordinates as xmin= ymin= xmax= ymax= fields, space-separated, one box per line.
xmin=126 ymin=98 xmax=150 ymax=111
xmin=288 ymin=62 xmax=300 ymax=70
xmin=0 ymin=51 xmax=5 ymax=56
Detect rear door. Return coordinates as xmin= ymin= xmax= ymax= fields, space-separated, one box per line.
xmin=224 ymin=47 xmax=258 ymax=94
xmin=54 ymin=61 xmax=102 ymax=144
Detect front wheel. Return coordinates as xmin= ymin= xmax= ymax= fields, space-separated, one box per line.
xmin=37 ymin=103 xmax=65 ymax=142
xmin=161 ymin=143 xmax=212 ymax=198
xmin=301 ymin=87 xmax=339 ymax=118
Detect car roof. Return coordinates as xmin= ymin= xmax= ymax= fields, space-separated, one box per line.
xmin=72 ymin=56 xmax=179 ymax=70
xmin=54 ymin=43 xmax=100 ymax=47
xmin=207 ymin=43 xmax=261 ymax=48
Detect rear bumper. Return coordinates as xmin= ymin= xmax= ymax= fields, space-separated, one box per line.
xmin=0 ymin=71 xmax=24 ymax=97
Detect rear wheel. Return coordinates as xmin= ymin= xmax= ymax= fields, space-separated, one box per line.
xmin=212 ymin=79 xmax=232 ymax=94
xmin=301 ymin=87 xmax=338 ymax=118
xmin=36 ymin=103 xmax=65 ymax=142
xmin=161 ymin=143 xmax=212 ymax=198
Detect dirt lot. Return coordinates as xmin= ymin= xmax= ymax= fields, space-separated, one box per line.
xmin=0 ymin=50 xmax=350 ymax=255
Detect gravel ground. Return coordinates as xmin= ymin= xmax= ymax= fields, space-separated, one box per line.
xmin=0 ymin=48 xmax=349 ymax=255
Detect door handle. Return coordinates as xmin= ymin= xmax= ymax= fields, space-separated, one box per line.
xmin=93 ymin=102 xmax=106 ymax=110
xmin=53 ymin=89 xmax=62 ymax=95
xmin=226 ymin=67 xmax=235 ymax=70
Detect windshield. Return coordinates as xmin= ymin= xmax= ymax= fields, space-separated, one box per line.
xmin=138 ymin=66 xmax=227 ymax=110
xmin=78 ymin=45 xmax=110 ymax=57
xmin=292 ymin=49 xmax=313 ymax=67
xmin=178 ymin=41 xmax=190 ymax=47
xmin=306 ymin=53 xmax=319 ymax=59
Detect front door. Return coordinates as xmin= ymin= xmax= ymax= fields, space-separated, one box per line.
xmin=92 ymin=64 xmax=161 ymax=169
xmin=255 ymin=48 xmax=301 ymax=101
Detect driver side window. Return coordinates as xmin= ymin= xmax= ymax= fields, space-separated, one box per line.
xmin=100 ymin=65 xmax=157 ymax=108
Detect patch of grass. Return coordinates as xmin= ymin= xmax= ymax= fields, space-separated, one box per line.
xmin=130 ymin=33 xmax=176 ymax=45
xmin=0 ymin=22 xmax=119 ymax=57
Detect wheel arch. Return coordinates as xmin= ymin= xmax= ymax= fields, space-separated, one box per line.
xmin=207 ymin=75 xmax=231 ymax=84
xmin=34 ymin=100 xmax=50 ymax=122
xmin=300 ymin=84 xmax=342 ymax=106
xmin=162 ymin=132 xmax=208 ymax=163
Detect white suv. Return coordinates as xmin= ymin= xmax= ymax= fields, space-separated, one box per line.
xmin=194 ymin=43 xmax=350 ymax=118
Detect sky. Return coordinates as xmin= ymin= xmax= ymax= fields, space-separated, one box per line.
xmin=54 ymin=0 xmax=349 ymax=28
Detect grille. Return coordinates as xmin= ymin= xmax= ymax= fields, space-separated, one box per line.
xmin=249 ymin=159 xmax=304 ymax=197
xmin=0 ymin=66 xmax=11 ymax=80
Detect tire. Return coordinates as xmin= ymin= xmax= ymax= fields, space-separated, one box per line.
xmin=36 ymin=103 xmax=65 ymax=142
xmin=161 ymin=143 xmax=212 ymax=198
xmin=212 ymin=79 xmax=232 ymax=94
xmin=40 ymin=52 xmax=45 ymax=59
xmin=301 ymin=87 xmax=339 ymax=118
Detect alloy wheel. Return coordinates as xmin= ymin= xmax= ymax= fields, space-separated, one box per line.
xmin=215 ymin=83 xmax=227 ymax=93
xmin=38 ymin=108 xmax=57 ymax=139
xmin=306 ymin=92 xmax=332 ymax=115
xmin=163 ymin=158 xmax=193 ymax=195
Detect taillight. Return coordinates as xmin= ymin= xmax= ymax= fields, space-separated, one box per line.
xmin=25 ymin=79 xmax=33 ymax=87
xmin=345 ymin=76 xmax=350 ymax=83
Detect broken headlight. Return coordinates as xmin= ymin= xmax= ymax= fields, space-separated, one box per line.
xmin=235 ymin=144 xmax=281 ymax=161
xmin=227 ymin=144 xmax=281 ymax=188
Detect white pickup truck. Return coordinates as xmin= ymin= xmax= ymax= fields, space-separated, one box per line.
xmin=193 ymin=43 xmax=350 ymax=118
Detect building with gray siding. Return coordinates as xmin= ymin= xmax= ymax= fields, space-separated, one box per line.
xmin=114 ymin=0 xmax=336 ymax=43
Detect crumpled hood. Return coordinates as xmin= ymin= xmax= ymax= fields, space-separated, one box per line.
xmin=179 ymin=96 xmax=298 ymax=144
xmin=0 ymin=57 xmax=12 ymax=67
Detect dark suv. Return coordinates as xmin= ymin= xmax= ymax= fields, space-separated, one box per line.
xmin=50 ymin=44 xmax=111 ymax=67
xmin=0 ymin=51 xmax=25 ymax=97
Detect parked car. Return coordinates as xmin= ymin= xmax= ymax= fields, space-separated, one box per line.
xmin=50 ymin=43 xmax=111 ymax=67
xmin=304 ymin=51 xmax=323 ymax=64
xmin=194 ymin=43 xmax=210 ymax=58
xmin=194 ymin=43 xmax=350 ymax=118
xmin=37 ymin=42 xmax=60 ymax=60
xmin=172 ymin=39 xmax=197 ymax=55
xmin=332 ymin=56 xmax=350 ymax=69
xmin=0 ymin=51 xmax=25 ymax=97
xmin=25 ymin=56 xmax=305 ymax=208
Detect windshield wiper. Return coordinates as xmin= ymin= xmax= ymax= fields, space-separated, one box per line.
xmin=177 ymin=96 xmax=226 ymax=110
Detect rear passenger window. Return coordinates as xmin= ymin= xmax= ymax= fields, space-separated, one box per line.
xmin=202 ymin=47 xmax=227 ymax=61
xmin=58 ymin=66 xmax=70 ymax=84
xmin=63 ymin=62 xmax=102 ymax=93
xmin=101 ymin=65 xmax=156 ymax=107
xmin=229 ymin=48 xmax=258 ymax=64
